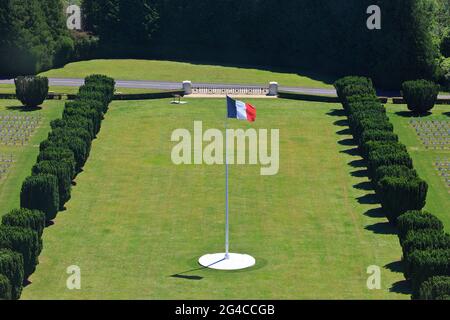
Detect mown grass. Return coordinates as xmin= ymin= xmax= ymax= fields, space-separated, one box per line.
xmin=40 ymin=59 xmax=335 ymax=88
xmin=21 ymin=98 xmax=406 ymax=299
xmin=0 ymin=84 xmax=168 ymax=95
xmin=387 ymin=103 xmax=450 ymax=230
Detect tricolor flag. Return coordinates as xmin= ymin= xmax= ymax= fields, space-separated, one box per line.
xmin=227 ymin=96 xmax=256 ymax=122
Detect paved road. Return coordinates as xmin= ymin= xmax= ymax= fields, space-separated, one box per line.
xmin=1 ymin=77 xmax=449 ymax=98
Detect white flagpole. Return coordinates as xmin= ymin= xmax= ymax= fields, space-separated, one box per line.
xmin=225 ymin=114 xmax=230 ymax=259
xmin=197 ymin=96 xmax=255 ymax=270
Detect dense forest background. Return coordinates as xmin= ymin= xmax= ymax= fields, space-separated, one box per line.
xmin=0 ymin=0 xmax=449 ymax=88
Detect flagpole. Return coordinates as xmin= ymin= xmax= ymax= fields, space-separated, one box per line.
xmin=197 ymin=96 xmax=255 ymax=270
xmin=225 ymin=112 xmax=230 ymax=260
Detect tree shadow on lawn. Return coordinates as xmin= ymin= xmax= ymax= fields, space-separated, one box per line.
xmin=348 ymin=159 xmax=366 ymax=168
xmin=364 ymin=207 xmax=385 ymax=218
xmin=353 ymin=181 xmax=373 ymax=191
xmin=338 ymin=138 xmax=356 ymax=147
xmin=385 ymin=261 xmax=403 ymax=274
xmin=365 ymin=222 xmax=397 ymax=235
xmin=351 ymin=168 xmax=369 ymax=178
xmin=6 ymin=105 xmax=42 ymax=112
xmin=333 ymin=119 xmax=348 ymax=127
xmin=395 ymin=111 xmax=432 ymax=118
xmin=340 ymin=147 xmax=359 ymax=156
xmin=357 ymin=193 xmax=379 ymax=205
xmin=327 ymin=109 xmax=346 ymax=117
xmin=336 ymin=128 xmax=351 ymax=135
xmin=389 ymin=280 xmax=412 ymax=295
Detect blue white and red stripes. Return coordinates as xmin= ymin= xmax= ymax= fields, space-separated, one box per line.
xmin=226 ymin=96 xmax=256 ymax=122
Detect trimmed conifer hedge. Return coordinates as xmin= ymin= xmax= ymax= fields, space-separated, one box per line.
xmin=1 ymin=74 xmax=116 ymax=300
xmin=32 ymin=161 xmax=72 ymax=210
xmin=0 ymin=249 xmax=23 ymax=300
xmin=408 ymin=249 xmax=450 ymax=297
xmin=397 ymin=210 xmax=444 ymax=243
xmin=377 ymin=176 xmax=428 ymax=223
xmin=14 ymin=76 xmax=49 ymax=108
xmin=333 ymin=76 xmax=449 ymax=300
xmin=1 ymin=208 xmax=46 ymax=238
xmin=373 ymin=165 xmax=418 ymax=186
xmin=0 ymin=226 xmax=40 ymax=280
xmin=418 ymin=276 xmax=450 ymax=300
xmin=402 ymin=80 xmax=439 ymax=114
xmin=20 ymin=174 xmax=59 ymax=222
xmin=402 ymin=230 xmax=450 ymax=278
xmin=0 ymin=274 xmax=11 ymax=300
xmin=37 ymin=147 xmax=76 ymax=178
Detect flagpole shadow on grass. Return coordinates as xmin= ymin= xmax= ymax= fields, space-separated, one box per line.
xmin=170 ymin=257 xmax=227 ymax=280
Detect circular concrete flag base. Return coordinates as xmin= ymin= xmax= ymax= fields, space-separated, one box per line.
xmin=198 ymin=253 xmax=256 ymax=270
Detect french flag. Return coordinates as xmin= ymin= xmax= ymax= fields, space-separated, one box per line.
xmin=227 ymin=96 xmax=256 ymax=122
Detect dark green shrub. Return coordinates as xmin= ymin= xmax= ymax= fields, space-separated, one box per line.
xmin=348 ymin=111 xmax=390 ymax=135
xmin=78 ymin=83 xmax=114 ymax=110
xmin=361 ymin=131 xmax=399 ymax=158
xmin=352 ymin=118 xmax=393 ymax=141
xmin=64 ymin=101 xmax=103 ymax=135
xmin=0 ymin=249 xmax=23 ymax=300
xmin=51 ymin=117 xmax=95 ymax=141
xmin=397 ymin=210 xmax=444 ymax=243
xmin=402 ymin=80 xmax=439 ymax=114
xmin=0 ymin=274 xmax=11 ymax=300
xmin=78 ymin=86 xmax=110 ymax=112
xmin=373 ymin=165 xmax=417 ymax=184
xmin=402 ymin=230 xmax=450 ymax=277
xmin=334 ymin=76 xmax=375 ymax=102
xmin=2 ymin=208 xmax=46 ymax=237
xmin=46 ymin=131 xmax=88 ymax=173
xmin=0 ymin=226 xmax=40 ymax=280
xmin=347 ymin=101 xmax=385 ymax=116
xmin=37 ymin=147 xmax=76 ymax=177
xmin=361 ymin=130 xmax=398 ymax=146
xmin=14 ymin=76 xmax=49 ymax=108
xmin=32 ymin=161 xmax=72 ymax=210
xmin=378 ymin=176 xmax=428 ymax=223
xmin=85 ymin=74 xmax=115 ymax=89
xmin=20 ymin=174 xmax=59 ymax=221
xmin=408 ymin=249 xmax=450 ymax=296
xmin=418 ymin=276 xmax=450 ymax=300
xmin=368 ymin=148 xmax=412 ymax=178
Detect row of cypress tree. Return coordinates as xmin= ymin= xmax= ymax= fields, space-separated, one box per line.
xmin=0 ymin=75 xmax=115 ymax=300
xmin=334 ymin=76 xmax=450 ymax=299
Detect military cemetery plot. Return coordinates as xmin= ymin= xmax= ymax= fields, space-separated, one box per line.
xmin=410 ymin=119 xmax=450 ymax=150
xmin=434 ymin=157 xmax=450 ymax=191
xmin=0 ymin=154 xmax=14 ymax=180
xmin=0 ymin=114 xmax=42 ymax=146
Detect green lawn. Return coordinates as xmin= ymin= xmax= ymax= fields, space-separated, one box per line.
xmin=21 ymin=98 xmax=406 ymax=299
xmin=0 ymin=100 xmax=64 ymax=215
xmin=0 ymin=84 xmax=169 ymax=95
xmin=387 ymin=103 xmax=450 ymax=230
xmin=40 ymin=59 xmax=335 ymax=88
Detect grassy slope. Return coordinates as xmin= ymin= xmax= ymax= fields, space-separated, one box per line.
xmin=0 ymin=84 xmax=168 ymax=95
xmin=22 ymin=98 xmax=405 ymax=299
xmin=387 ymin=103 xmax=450 ymax=230
xmin=0 ymin=100 xmax=64 ymax=215
xmin=40 ymin=59 xmax=335 ymax=88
